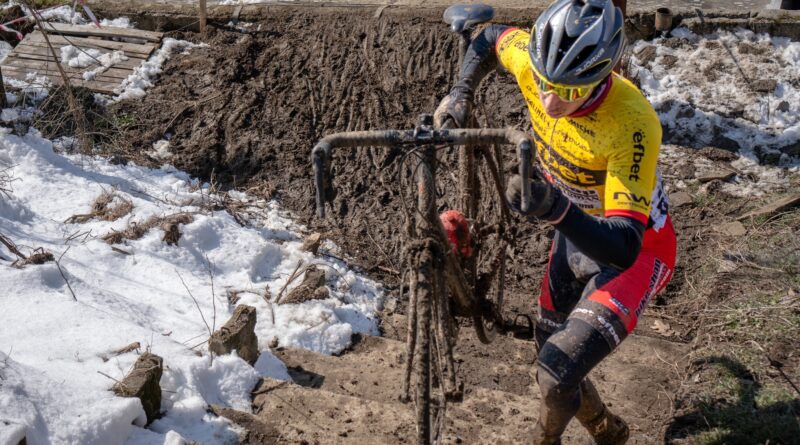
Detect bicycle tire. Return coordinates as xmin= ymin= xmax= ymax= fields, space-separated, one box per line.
xmin=413 ymin=245 xmax=433 ymax=445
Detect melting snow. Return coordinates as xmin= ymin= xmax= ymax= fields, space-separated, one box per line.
xmin=97 ymin=38 xmax=205 ymax=105
xmin=630 ymin=27 xmax=800 ymax=195
xmin=0 ymin=126 xmax=382 ymax=442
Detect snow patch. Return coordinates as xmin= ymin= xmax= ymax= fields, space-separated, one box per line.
xmin=38 ymin=5 xmax=83 ymax=24
xmin=0 ymin=123 xmax=381 ymax=443
xmin=149 ymin=139 xmax=172 ymax=161
xmin=100 ymin=17 xmax=133 ymax=28
xmin=630 ymin=27 xmax=800 ymax=195
xmin=103 ymin=38 xmax=204 ymax=104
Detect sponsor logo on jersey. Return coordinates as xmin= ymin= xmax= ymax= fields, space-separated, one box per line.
xmin=549 ymin=175 xmax=602 ymax=211
xmin=609 ymin=296 xmax=630 ymax=316
xmin=613 ymin=191 xmax=651 ymax=207
xmin=566 ymin=119 xmax=596 ymax=138
xmin=630 ymin=131 xmax=645 ymax=182
xmin=561 ymin=130 xmax=591 ymax=153
xmin=649 ymin=170 xmax=670 ymax=231
xmin=537 ymin=142 xmax=605 ymax=187
xmin=635 ymin=259 xmax=671 ymax=318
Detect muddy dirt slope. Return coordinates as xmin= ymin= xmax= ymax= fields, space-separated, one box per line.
xmin=108 ymin=7 xmax=800 ymax=444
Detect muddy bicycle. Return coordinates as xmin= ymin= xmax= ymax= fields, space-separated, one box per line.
xmin=312 ymin=115 xmax=533 ymax=444
xmin=312 ymin=5 xmax=531 ymax=444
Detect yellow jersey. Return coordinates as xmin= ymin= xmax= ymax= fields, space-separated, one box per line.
xmin=496 ymin=28 xmax=669 ymax=230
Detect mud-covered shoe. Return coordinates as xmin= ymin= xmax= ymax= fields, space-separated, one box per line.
xmin=531 ymin=421 xmax=563 ymax=445
xmin=581 ymin=409 xmax=629 ymax=445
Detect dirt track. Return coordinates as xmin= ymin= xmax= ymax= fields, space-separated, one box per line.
xmin=107 ymin=7 xmax=800 ymax=443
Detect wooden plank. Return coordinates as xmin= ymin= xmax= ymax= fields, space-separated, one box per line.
xmin=1 ymin=67 xmax=118 ymax=94
xmin=25 ymin=32 xmax=155 ymax=57
xmin=3 ymin=54 xmax=141 ymax=74
xmin=17 ymin=42 xmax=150 ymax=62
xmin=737 ymin=193 xmax=800 ymax=221
xmin=37 ymin=22 xmax=163 ymax=43
xmin=4 ymin=69 xmax=119 ymax=94
xmin=8 ymin=46 xmax=148 ymax=70
xmin=2 ymin=56 xmax=133 ymax=81
xmin=1 ymin=65 xmax=123 ymax=90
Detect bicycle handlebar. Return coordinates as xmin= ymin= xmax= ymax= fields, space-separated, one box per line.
xmin=312 ymin=127 xmax=533 ymax=218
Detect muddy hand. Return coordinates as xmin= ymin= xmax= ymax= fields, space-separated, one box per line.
xmin=433 ymin=89 xmax=473 ymax=128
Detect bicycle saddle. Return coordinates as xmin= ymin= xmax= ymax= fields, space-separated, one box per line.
xmin=443 ymin=4 xmax=494 ymax=33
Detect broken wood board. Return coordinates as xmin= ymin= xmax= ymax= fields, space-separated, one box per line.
xmin=38 ymin=22 xmax=163 ymax=43
xmin=737 ymin=193 xmax=800 ymax=221
xmin=1 ymin=24 xmax=163 ymax=94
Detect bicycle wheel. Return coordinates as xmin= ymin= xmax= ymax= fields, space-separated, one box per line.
xmin=413 ymin=245 xmax=434 ymax=444
xmin=457 ymin=140 xmax=510 ymax=344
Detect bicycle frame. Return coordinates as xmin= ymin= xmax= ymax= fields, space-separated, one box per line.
xmin=311 ymin=114 xmax=534 ymax=444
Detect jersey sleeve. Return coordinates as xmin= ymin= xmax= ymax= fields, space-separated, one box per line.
xmin=603 ymin=111 xmax=663 ymax=225
xmin=495 ymin=28 xmax=531 ymax=80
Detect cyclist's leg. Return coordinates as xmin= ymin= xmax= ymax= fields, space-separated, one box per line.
xmin=535 ymin=231 xmax=599 ymax=348
xmin=533 ymin=234 xmax=675 ymax=444
xmin=533 ymin=233 xmax=602 ymax=444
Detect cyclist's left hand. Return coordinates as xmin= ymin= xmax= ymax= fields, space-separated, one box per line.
xmin=505 ymin=172 xmax=565 ymax=221
xmin=433 ymin=89 xmax=472 ymax=128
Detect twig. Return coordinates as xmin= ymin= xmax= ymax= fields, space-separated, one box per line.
xmin=203 ymin=253 xmax=217 ymax=333
xmin=275 ymin=260 xmax=304 ymax=304
xmin=55 ymin=246 xmax=77 ymax=301
xmin=175 ymin=269 xmax=212 ymax=337
xmin=110 ymin=246 xmax=131 ymax=255
xmin=20 ymin=0 xmax=91 ymax=152
xmin=164 ymin=93 xmax=224 ymax=134
xmin=774 ymin=366 xmax=800 ymax=397
xmin=189 ymin=338 xmax=210 ymax=350
xmin=97 ymin=370 xmax=122 ymax=384
xmin=266 ymin=301 xmax=275 ymax=325
xmin=365 ymin=226 xmax=399 ymax=273
xmin=0 ymin=233 xmax=26 ymax=259
xmin=181 ymin=332 xmax=206 ymax=346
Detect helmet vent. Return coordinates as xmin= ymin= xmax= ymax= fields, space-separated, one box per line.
xmin=541 ymin=23 xmax=553 ymax=57
xmin=582 ymin=59 xmax=610 ymax=79
xmin=567 ymin=44 xmax=596 ymax=73
xmin=559 ymin=35 xmax=578 ymax=56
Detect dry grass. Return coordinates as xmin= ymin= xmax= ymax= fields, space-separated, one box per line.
xmin=663 ymin=201 xmax=800 ymax=445
xmin=66 ymin=190 xmax=134 ymax=224
xmin=101 ymin=213 xmax=194 ymax=245
xmin=0 ymin=166 xmax=17 ymax=198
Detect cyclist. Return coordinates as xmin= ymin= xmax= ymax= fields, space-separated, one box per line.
xmin=434 ymin=0 xmax=676 ymax=444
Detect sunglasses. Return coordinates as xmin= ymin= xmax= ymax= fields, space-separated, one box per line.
xmin=531 ymin=65 xmax=598 ymax=102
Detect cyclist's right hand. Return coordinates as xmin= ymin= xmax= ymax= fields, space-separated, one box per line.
xmin=434 ymin=88 xmax=473 ymax=128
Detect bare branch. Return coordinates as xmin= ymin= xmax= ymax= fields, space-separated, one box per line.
xmin=55 ymin=246 xmax=77 ymax=301
xmin=175 ymin=269 xmax=212 ymax=337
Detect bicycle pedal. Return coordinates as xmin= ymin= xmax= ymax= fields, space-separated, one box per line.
xmin=506 ymin=314 xmax=534 ymax=340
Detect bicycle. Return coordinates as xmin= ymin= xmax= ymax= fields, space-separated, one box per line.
xmin=311 ymin=5 xmax=531 ymax=444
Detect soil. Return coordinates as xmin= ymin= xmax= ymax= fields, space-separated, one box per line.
xmin=104 ymin=7 xmax=800 ymax=444
xmin=112 ymin=8 xmax=550 ymax=315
